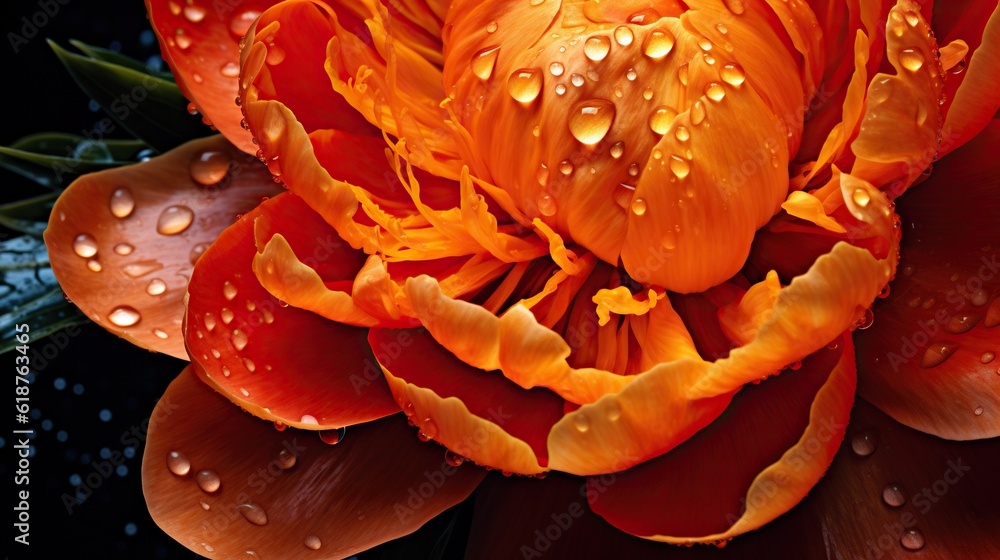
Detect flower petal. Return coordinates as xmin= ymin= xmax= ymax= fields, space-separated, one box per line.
xmin=589 ymin=336 xmax=854 ymax=543
xmin=44 ymin=135 xmax=279 ymax=359
xmin=371 ymin=327 xmax=566 ymax=475
xmin=146 ymin=0 xmax=280 ymax=152
xmin=856 ymin=120 xmax=1000 ymax=440
xmin=185 ymin=192 xmax=399 ymax=429
xmin=143 ymin=367 xmax=485 ymax=558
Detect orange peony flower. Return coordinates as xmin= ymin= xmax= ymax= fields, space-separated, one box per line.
xmin=45 ymin=0 xmax=999 ymax=557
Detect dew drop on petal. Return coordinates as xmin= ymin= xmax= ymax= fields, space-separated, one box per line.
xmin=614 ymin=26 xmax=634 ymax=46
xmin=87 ymin=259 xmax=102 ymax=272
xmin=300 ymin=414 xmax=319 ymax=426
xmin=610 ymin=141 xmax=625 ymax=159
xmin=537 ymin=193 xmax=557 ymax=216
xmin=238 ymin=502 xmax=268 ymax=526
xmin=196 ymin=469 xmax=221 ymax=493
xmin=183 ymin=5 xmax=206 ymax=22
xmin=981 ymin=352 xmax=996 ymax=364
xmin=231 ymin=329 xmax=248 ymax=351
xmin=319 ymin=426 xmax=347 ymax=445
xmin=690 ymin=100 xmax=706 ymax=125
xmin=705 ymin=82 xmax=725 ymax=102
xmin=230 ymin=10 xmax=262 ymax=38
xmin=220 ymin=61 xmax=240 ymax=77
xmin=223 ymin=280 xmax=238 ymax=301
xmin=109 ymin=188 xmax=135 ymax=218
xmin=851 ymin=430 xmax=877 ymax=457
xmin=191 ymin=151 xmax=231 ymax=186
xmin=899 ymin=48 xmax=924 ymax=72
xmin=721 ymin=62 xmax=746 ymax=86
xmin=304 ymin=535 xmax=322 ymax=550
xmin=630 ymin=197 xmax=647 ymax=216
xmin=114 ymin=243 xmax=134 ymax=256
xmin=73 ymin=234 xmax=98 ymax=258
xmin=974 ymin=406 xmax=984 ymax=416
xmin=584 ymin=36 xmax=611 ymax=61
xmin=549 ymin=61 xmax=564 ymax=76
xmin=146 ymin=279 xmax=167 ymax=296
xmin=157 ymin=206 xmax=194 ymax=235
xmin=648 ymin=105 xmax=676 ymax=135
xmin=190 ymin=243 xmax=210 ymax=265
xmin=166 ymin=451 xmax=190 ymax=476
xmin=643 ymin=29 xmax=675 ymax=59
xmin=882 ymin=483 xmax=906 ymax=507
xmin=920 ymin=341 xmax=958 ymax=368
xmin=573 ymin=412 xmax=590 ymax=433
xmin=278 ymin=449 xmax=297 ymax=469
xmin=445 ymin=449 xmax=465 ymax=467
xmin=508 ymin=68 xmax=543 ymax=102
xmin=471 ymin=46 xmax=500 ymax=80
xmin=569 ymin=99 xmax=616 ymax=144
xmin=900 ymin=529 xmax=924 ymax=551
xmin=108 ymin=306 xmax=141 ymax=327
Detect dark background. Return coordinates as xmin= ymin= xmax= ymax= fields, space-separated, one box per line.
xmin=1 ymin=2 xmax=471 ymax=558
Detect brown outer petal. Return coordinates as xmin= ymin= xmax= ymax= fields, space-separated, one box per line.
xmin=44 ymin=135 xmax=280 ymax=359
xmin=143 ymin=367 xmax=486 ymax=559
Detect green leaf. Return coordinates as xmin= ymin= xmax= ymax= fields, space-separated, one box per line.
xmin=11 ymin=133 xmax=150 ymax=161
xmin=48 ymin=40 xmax=208 ymax=152
xmin=0 ymin=193 xmax=59 ymax=236
xmin=68 ymin=39 xmax=175 ymax=80
xmin=0 ymin=133 xmax=147 ymax=189
xmin=0 ymin=288 xmax=87 ymax=356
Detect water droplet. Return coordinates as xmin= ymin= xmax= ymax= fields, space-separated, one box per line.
xmin=87 ymin=259 xmax=102 ymax=272
xmin=610 ymin=141 xmax=625 ymax=159
xmin=614 ymin=26 xmax=634 ymax=46
xmin=904 ymin=11 xmax=920 ymax=27
xmin=183 ymin=5 xmax=206 ymax=22
xmin=900 ymin=528 xmax=924 ymax=551
xmin=974 ymin=406 xmax=984 ymax=416
xmin=850 ymin=431 xmax=877 ymax=457
xmin=200 ymin=500 xmax=210 ymax=510
xmin=238 ymin=502 xmax=269 ymax=526
xmin=882 ymin=483 xmax=906 ymax=507
xmin=573 ymin=412 xmax=590 ymax=432
xmin=277 ymin=448 xmax=297 ymax=469
xmin=631 ymin=197 xmax=647 ymax=216
xmin=230 ymin=10 xmax=262 ymax=38
xmin=705 ymin=82 xmax=725 ymax=102
xmin=690 ymin=100 xmax=706 ymax=125
xmin=716 ymin=23 xmax=729 ymax=34
xmin=852 ymin=188 xmax=871 ymax=208
xmin=559 ymin=160 xmax=575 ymax=175
xmin=191 ymin=150 xmax=231 ymax=186
xmin=677 ymin=63 xmax=689 ymax=86
xmin=146 ymin=278 xmax=167 ymax=296
xmin=920 ymin=341 xmax=958 ymax=368
xmin=507 ymin=68 xmax=543 ymax=102
xmin=970 ymin=289 xmax=989 ymax=307
xmin=211 ymin=348 xmax=222 ymax=359
xmin=319 ymin=426 xmax=346 ymax=445
xmin=122 ymin=260 xmax=163 ymax=278
xmin=648 ymin=105 xmax=676 ymax=135
xmin=445 ymin=449 xmax=465 ymax=467
xmin=584 ymin=36 xmax=611 ymax=61
xmin=569 ymin=99 xmax=616 ymax=144
xmin=196 ymin=469 xmax=221 ymax=493
xmin=568 ymin=73 xmax=584 ymax=87
xmin=300 ymin=414 xmax=319 ymax=425
xmin=157 ymin=206 xmax=194 ymax=235
xmin=220 ymin=61 xmax=240 ymax=78
xmin=899 ymin=48 xmax=924 ymax=71
xmin=304 ymin=535 xmax=322 ymax=550
xmin=670 ymin=155 xmax=690 ymax=179
xmin=721 ymin=62 xmax=746 ymax=86
xmin=555 ymin=83 xmax=567 ymax=95
xmin=223 ymin=280 xmax=238 ymax=301
xmin=108 ymin=306 xmax=141 ymax=327
xmin=203 ymin=312 xmax=217 ymax=331
xmin=628 ymin=163 xmax=640 ymax=176
xmin=166 ymin=451 xmax=190 ymax=476
xmin=981 ymin=351 xmax=995 ymax=364
xmin=486 ymin=20 xmax=498 ymax=33
xmin=109 ymin=188 xmax=135 ymax=218
xmin=175 ymin=29 xmax=192 ymax=50
xmin=856 ymin=307 xmax=875 ymax=330
xmin=231 ymin=329 xmax=248 ymax=351
xmin=189 ymin=243 xmax=210 ymax=265
xmin=537 ymin=193 xmax=557 ymax=216
xmin=626 ymin=67 xmax=637 ymax=81
xmin=73 ymin=234 xmax=98 ymax=258
xmin=114 ymin=243 xmax=134 ymax=256
xmin=548 ymin=61 xmax=564 ymax=77
xmin=698 ymin=38 xmax=713 ymax=51
xmin=243 ymin=357 xmax=256 ymax=372
xmin=642 ymin=87 xmax=653 ymax=100
xmin=724 ymin=0 xmax=746 ymax=14
xmin=643 ymin=29 xmax=675 ymax=59
xmin=945 ymin=312 xmax=981 ymax=334
xmin=471 ymin=46 xmax=500 ymax=80
xmin=606 ymin=400 xmax=622 ymax=421
xmin=675 ymin=126 xmax=690 ymax=141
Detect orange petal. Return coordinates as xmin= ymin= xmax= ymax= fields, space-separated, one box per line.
xmin=589 ymin=336 xmax=854 ymax=543
xmin=939 ymin=2 xmax=1000 ymax=158
xmin=856 ymin=120 xmax=1000 ymax=440
xmin=186 ymin=192 xmax=399 ymax=429
xmin=44 ymin=135 xmax=280 ymax=359
xmin=146 ymin=0 xmax=280 ymax=152
xmin=371 ymin=328 xmax=566 ymax=475
xmin=143 ymin=367 xmax=485 ymax=558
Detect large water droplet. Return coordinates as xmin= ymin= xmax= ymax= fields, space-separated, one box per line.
xmin=850 ymin=430 xmax=877 ymax=457
xmin=705 ymin=82 xmax=725 ymax=102
xmin=899 ymin=48 xmax=925 ymax=71
xmin=610 ymin=141 xmax=625 ymax=159
xmin=537 ymin=193 xmax=557 ymax=217
xmin=238 ymin=502 xmax=269 ymax=526
xmin=196 ymin=469 xmax=222 ymax=493
xmin=721 ymin=62 xmax=746 ymax=86
xmin=319 ymin=426 xmax=347 ymax=445
xmin=549 ymin=61 xmax=564 ymax=76
xmin=231 ymin=329 xmax=248 ymax=351
xmin=584 ymin=36 xmax=611 ymax=61
xmin=166 ymin=451 xmax=190 ymax=476
xmin=220 ymin=61 xmax=240 ymax=77
xmin=191 ymin=150 xmax=231 ymax=185
xmin=690 ymin=100 xmax=706 ymax=125
xmin=221 ymin=308 xmax=235 ymax=324
xmin=508 ymin=68 xmax=543 ymax=102
xmin=643 ymin=29 xmax=675 ymax=59
xmin=300 ymin=414 xmax=319 ymax=425
xmin=944 ymin=312 xmax=981 ymax=334
xmin=648 ymin=105 xmax=676 ymax=135
xmin=73 ymin=234 xmax=98 ymax=258
xmin=157 ymin=206 xmax=194 ymax=235
xmin=223 ymin=280 xmax=238 ymax=301
xmin=920 ymin=341 xmax=958 ymax=368
xmin=630 ymin=198 xmax=647 ymax=216
xmin=183 ymin=5 xmax=206 ymax=22
xmin=304 ymin=535 xmax=322 ymax=550
xmin=882 ymin=483 xmax=906 ymax=507
xmin=108 ymin=306 xmax=141 ymax=327
xmin=471 ymin=46 xmax=500 ymax=80
xmin=900 ymin=528 xmax=924 ymax=550
xmin=109 ymin=188 xmax=135 ymax=218
xmin=670 ymin=155 xmax=691 ymax=179
xmin=569 ymin=99 xmax=615 ymax=144
xmin=852 ymin=188 xmax=871 ymax=208
xmin=146 ymin=278 xmax=167 ymax=296
xmin=278 ymin=449 xmax=297 ymax=469
xmin=230 ymin=10 xmax=262 ymax=38
xmin=573 ymin=412 xmax=590 ymax=432
xmin=675 ymin=126 xmax=690 ymax=141
xmin=571 ymin=73 xmax=585 ymax=87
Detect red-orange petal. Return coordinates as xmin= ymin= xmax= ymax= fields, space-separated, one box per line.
xmin=143 ymin=367 xmax=485 ymax=558
xmin=589 ymin=336 xmax=854 ymax=543
xmin=44 ymin=136 xmax=279 ymax=359
xmin=146 ymin=0 xmax=280 ymax=152
xmin=855 ymin=119 xmax=1000 ymax=440
xmin=371 ymin=327 xmax=566 ymax=475
xmin=186 ymin=192 xmax=399 ymax=429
